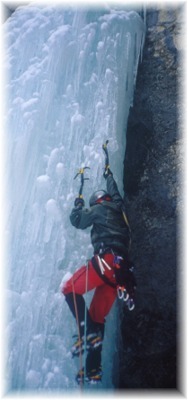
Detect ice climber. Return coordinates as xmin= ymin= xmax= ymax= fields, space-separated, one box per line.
xmin=62 ymin=164 xmax=136 ymax=384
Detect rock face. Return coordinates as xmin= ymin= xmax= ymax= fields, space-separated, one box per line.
xmin=119 ymin=5 xmax=185 ymax=389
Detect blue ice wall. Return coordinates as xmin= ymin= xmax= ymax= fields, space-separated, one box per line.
xmin=4 ymin=5 xmax=145 ymax=392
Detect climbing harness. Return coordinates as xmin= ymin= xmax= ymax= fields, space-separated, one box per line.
xmin=74 ymin=167 xmax=90 ymax=200
xmin=91 ymin=255 xmax=116 ymax=289
xmin=93 ymin=253 xmax=135 ymax=311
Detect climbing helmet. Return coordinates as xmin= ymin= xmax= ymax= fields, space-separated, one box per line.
xmin=89 ymin=190 xmax=112 ymax=207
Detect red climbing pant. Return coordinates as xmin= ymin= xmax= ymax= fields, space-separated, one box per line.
xmin=62 ymin=253 xmax=117 ymax=324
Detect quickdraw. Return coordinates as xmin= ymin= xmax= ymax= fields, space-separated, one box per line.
xmin=74 ymin=167 xmax=90 ymax=199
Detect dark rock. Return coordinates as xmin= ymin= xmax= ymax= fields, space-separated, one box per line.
xmin=147 ymin=10 xmax=159 ymax=27
xmin=119 ymin=5 xmax=184 ymax=390
xmin=165 ymin=32 xmax=177 ymax=54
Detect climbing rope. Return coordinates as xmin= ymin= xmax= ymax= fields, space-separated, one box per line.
xmin=71 ymin=261 xmax=89 ymax=388
xmin=83 ymin=261 xmax=89 ymax=385
xmin=72 ymin=280 xmax=83 ymax=390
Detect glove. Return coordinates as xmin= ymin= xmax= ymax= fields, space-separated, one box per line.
xmin=103 ymin=167 xmax=113 ymax=180
xmin=74 ymin=197 xmax=85 ymax=208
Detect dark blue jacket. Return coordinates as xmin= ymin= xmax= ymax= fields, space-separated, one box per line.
xmin=70 ymin=175 xmax=131 ymax=257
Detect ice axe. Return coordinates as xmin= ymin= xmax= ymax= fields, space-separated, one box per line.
xmin=74 ymin=167 xmax=90 ymax=199
xmin=102 ymin=140 xmax=110 ymax=172
xmin=102 ymin=139 xmax=131 ymax=244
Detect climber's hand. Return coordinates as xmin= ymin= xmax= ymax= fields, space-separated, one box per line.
xmin=74 ymin=197 xmax=85 ymax=208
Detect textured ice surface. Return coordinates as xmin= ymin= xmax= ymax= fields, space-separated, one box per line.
xmin=4 ymin=4 xmax=145 ymax=392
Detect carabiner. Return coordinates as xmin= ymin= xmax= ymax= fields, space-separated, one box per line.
xmin=117 ymin=286 xmax=129 ymax=302
xmin=127 ymin=298 xmax=135 ymax=311
xmin=117 ymin=286 xmax=124 ymax=299
xmin=123 ymin=289 xmax=129 ymax=302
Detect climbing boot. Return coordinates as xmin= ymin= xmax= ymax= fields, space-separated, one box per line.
xmin=86 ymin=332 xmax=103 ymax=350
xmin=76 ymin=366 xmax=102 ymax=384
xmin=71 ymin=335 xmax=85 ymax=357
xmin=71 ymin=332 xmax=103 ymax=357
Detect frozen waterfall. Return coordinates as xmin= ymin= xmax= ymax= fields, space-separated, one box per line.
xmin=3 ymin=4 xmax=145 ymax=393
